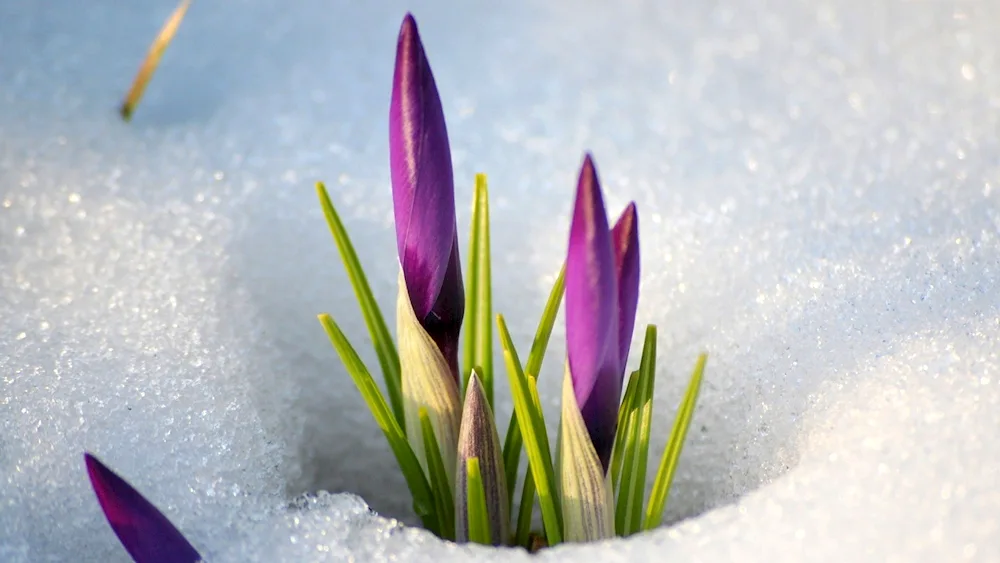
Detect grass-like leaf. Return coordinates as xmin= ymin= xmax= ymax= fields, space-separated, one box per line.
xmin=524 ymin=265 xmax=566 ymax=380
xmin=498 ymin=314 xmax=562 ymax=546
xmin=420 ymin=407 xmax=454 ymax=540
xmin=614 ymin=383 xmax=640 ymax=535
xmin=615 ymin=325 xmax=657 ymax=536
xmin=463 ymin=174 xmax=493 ymax=406
xmin=316 ymin=182 xmax=405 ymax=431
xmin=317 ymin=314 xmax=437 ymax=531
xmin=643 ymin=353 xmax=708 ymax=530
xmin=610 ymin=368 xmax=640 ymax=495
xmin=120 ymin=0 xmax=192 ymax=121
xmin=502 ymin=265 xmax=566 ymax=508
xmin=466 ymin=458 xmax=492 ymax=545
xmin=513 ymin=464 xmax=536 ymax=547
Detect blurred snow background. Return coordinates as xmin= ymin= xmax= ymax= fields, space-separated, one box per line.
xmin=1 ymin=0 xmax=998 ymax=561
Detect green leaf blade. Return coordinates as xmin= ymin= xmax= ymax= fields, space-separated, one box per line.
xmin=624 ymin=326 xmax=658 ymax=536
xmin=498 ymin=314 xmax=563 ymax=545
xmin=502 ymin=265 xmax=566 ymax=508
xmin=610 ymin=368 xmax=640 ymax=497
xmin=524 ymin=265 xmax=566 ymax=379
xmin=316 ymin=182 xmax=405 ymax=431
xmin=614 ymin=388 xmax=640 ymax=536
xmin=420 ymin=407 xmax=454 ymax=540
xmin=463 ymin=174 xmax=493 ymax=407
xmin=643 ymin=353 xmax=708 ymax=531
xmin=317 ymin=313 xmax=436 ymax=532
xmin=514 ymin=469 xmax=536 ymax=547
xmin=466 ymin=458 xmax=492 ymax=545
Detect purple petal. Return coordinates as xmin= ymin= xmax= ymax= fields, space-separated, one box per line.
xmin=84 ymin=453 xmax=201 ymax=563
xmin=611 ymin=203 xmax=640 ymax=372
xmin=565 ymin=154 xmax=621 ymax=471
xmin=389 ymin=13 xmax=461 ymax=322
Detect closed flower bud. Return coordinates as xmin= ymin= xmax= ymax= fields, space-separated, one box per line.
xmin=454 ymin=372 xmax=508 ymax=544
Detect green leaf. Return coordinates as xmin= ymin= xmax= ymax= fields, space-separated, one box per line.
xmin=524 ymin=265 xmax=566 ymax=379
xmin=497 ymin=314 xmax=563 ymax=546
xmin=316 ymin=182 xmax=405 ymax=431
xmin=463 ymin=174 xmax=493 ymax=407
xmin=614 ymin=397 xmax=639 ymax=535
xmin=616 ymin=325 xmax=658 ymax=536
xmin=420 ymin=407 xmax=454 ymax=540
xmin=466 ymin=457 xmax=492 ymax=545
xmin=513 ymin=466 xmax=536 ymax=547
xmin=502 ymin=265 xmax=566 ymax=508
xmin=643 ymin=353 xmax=708 ymax=531
xmin=610 ymin=368 xmax=640 ymax=496
xmin=317 ymin=313 xmax=437 ymax=532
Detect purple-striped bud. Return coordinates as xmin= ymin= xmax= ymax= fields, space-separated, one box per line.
xmin=564 ymin=154 xmax=641 ymax=472
xmin=454 ymin=372 xmax=508 ymax=544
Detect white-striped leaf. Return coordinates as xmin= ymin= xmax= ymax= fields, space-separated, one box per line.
xmin=397 ymin=269 xmax=462 ymax=490
xmin=558 ymin=364 xmax=615 ymax=542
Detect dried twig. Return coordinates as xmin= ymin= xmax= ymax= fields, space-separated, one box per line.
xmin=120 ymin=0 xmax=192 ymax=121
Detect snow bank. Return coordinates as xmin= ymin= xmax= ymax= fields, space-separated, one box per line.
xmin=1 ymin=1 xmax=997 ymax=561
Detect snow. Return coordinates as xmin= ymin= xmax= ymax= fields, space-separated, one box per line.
xmin=2 ymin=0 xmax=999 ymax=561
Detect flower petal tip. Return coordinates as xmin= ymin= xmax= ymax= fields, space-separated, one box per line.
xmin=575 ymin=154 xmax=603 ymax=215
xmin=580 ymin=152 xmax=597 ymax=178
xmin=84 ymin=453 xmax=201 ymax=563
xmin=401 ymin=12 xmax=417 ymax=32
xmin=612 ymin=202 xmax=640 ymax=369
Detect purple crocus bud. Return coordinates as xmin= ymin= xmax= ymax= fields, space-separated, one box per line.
xmin=389 ymin=12 xmax=464 ymax=380
xmin=390 ymin=13 xmax=463 ymax=492
xmin=84 ymin=453 xmax=201 ymax=563
xmin=564 ymin=154 xmax=622 ymax=472
xmin=559 ymin=155 xmax=640 ymax=541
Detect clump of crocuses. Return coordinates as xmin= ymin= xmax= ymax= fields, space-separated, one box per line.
xmin=83 ymin=12 xmax=706 ymax=559
xmin=316 ymin=12 xmax=708 ymax=548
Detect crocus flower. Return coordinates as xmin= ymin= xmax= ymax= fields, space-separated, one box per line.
xmin=565 ymin=154 xmax=640 ymax=470
xmin=559 ymin=154 xmax=640 ymax=541
xmin=84 ymin=453 xmax=201 ymax=563
xmin=454 ymin=371 xmax=507 ymax=545
xmin=390 ymin=13 xmax=463 ymax=490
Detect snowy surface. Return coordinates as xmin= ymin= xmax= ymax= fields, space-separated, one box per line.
xmin=2 ymin=0 xmax=999 ymax=561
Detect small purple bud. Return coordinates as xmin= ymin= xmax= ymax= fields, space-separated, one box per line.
xmin=455 ymin=372 xmax=508 ymax=544
xmin=84 ymin=453 xmax=201 ymax=563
